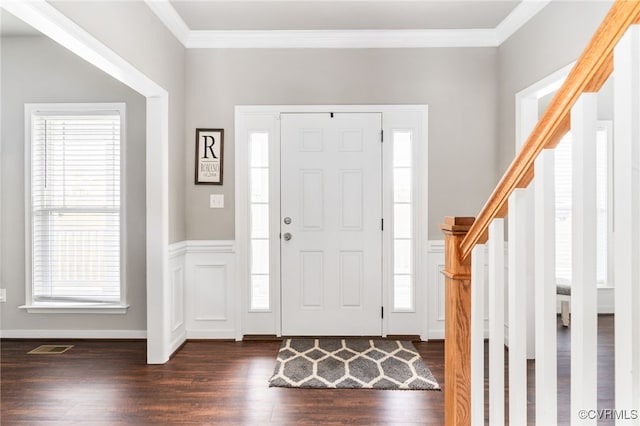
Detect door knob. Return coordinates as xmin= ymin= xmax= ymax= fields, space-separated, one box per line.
xmin=283 ymin=217 xmax=292 ymax=225
xmin=283 ymin=232 xmax=292 ymax=241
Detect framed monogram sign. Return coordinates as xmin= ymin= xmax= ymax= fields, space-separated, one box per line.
xmin=195 ymin=128 xmax=224 ymax=185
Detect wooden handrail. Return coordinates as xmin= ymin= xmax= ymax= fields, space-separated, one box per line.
xmin=459 ymin=0 xmax=640 ymax=261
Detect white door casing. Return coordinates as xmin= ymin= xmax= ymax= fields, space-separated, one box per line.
xmin=236 ymin=105 xmax=428 ymax=339
xmin=280 ymin=113 xmax=383 ymax=336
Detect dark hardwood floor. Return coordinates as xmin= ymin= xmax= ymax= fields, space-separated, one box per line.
xmin=551 ymin=314 xmax=615 ymax=425
xmin=0 ymin=316 xmax=615 ymax=425
xmin=1 ymin=338 xmax=444 ymax=425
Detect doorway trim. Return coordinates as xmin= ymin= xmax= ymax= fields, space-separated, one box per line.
xmin=2 ymin=1 xmax=171 ymax=363
xmin=235 ymin=105 xmax=429 ymax=340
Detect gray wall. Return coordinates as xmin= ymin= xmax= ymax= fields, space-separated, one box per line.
xmin=1 ymin=36 xmax=147 ymax=331
xmin=497 ymin=1 xmax=613 ymax=177
xmin=52 ymin=0 xmax=187 ymax=243
xmin=185 ymin=48 xmax=499 ymax=240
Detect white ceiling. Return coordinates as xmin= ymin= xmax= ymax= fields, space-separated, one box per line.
xmin=152 ymin=0 xmax=549 ymax=48
xmin=170 ymin=1 xmax=521 ymax=31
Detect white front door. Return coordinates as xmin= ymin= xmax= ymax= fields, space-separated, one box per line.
xmin=280 ymin=113 xmax=382 ymax=336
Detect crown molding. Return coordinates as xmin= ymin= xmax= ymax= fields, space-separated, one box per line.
xmin=495 ymin=0 xmax=551 ymax=45
xmin=146 ymin=0 xmax=549 ymax=49
xmin=3 ymin=0 xmax=166 ymax=96
xmin=186 ymin=29 xmax=498 ymax=49
xmin=144 ymin=0 xmax=190 ymax=46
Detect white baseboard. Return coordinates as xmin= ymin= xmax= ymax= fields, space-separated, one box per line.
xmin=186 ymin=330 xmax=238 ymax=340
xmin=0 ymin=329 xmax=147 ymax=339
xmin=428 ymin=330 xmax=444 ymax=340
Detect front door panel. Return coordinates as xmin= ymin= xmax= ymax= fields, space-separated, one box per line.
xmin=281 ymin=113 xmax=382 ymax=336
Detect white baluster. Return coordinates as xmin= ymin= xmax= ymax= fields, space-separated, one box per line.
xmin=508 ymin=189 xmax=528 ymax=425
xmin=488 ymin=218 xmax=505 ymax=425
xmin=471 ymin=244 xmax=486 ymax=425
xmin=613 ymin=25 xmax=640 ymax=423
xmin=571 ymin=93 xmax=598 ymax=425
xmin=534 ymin=149 xmax=558 ymax=425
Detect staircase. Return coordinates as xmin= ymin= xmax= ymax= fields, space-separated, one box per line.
xmin=443 ymin=1 xmax=640 ymax=424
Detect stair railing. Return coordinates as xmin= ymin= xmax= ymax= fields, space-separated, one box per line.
xmin=442 ymin=1 xmax=640 ymax=424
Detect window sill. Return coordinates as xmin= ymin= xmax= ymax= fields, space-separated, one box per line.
xmin=19 ymin=304 xmax=130 ymax=314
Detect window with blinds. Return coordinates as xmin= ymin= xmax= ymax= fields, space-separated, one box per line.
xmin=554 ymin=123 xmax=611 ymax=285
xmin=28 ymin=105 xmax=124 ymax=305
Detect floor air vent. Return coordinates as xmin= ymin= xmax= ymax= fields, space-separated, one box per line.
xmin=28 ymin=345 xmax=74 ymax=355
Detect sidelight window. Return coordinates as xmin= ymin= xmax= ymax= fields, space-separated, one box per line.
xmin=249 ymin=132 xmax=270 ymax=310
xmin=392 ymin=131 xmax=414 ymax=311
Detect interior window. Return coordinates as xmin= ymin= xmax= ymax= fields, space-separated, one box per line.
xmin=28 ymin=105 xmax=124 ymax=305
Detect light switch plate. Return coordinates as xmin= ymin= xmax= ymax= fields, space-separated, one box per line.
xmin=210 ymin=194 xmax=224 ymax=209
xmin=0 ymin=289 xmax=6 ymax=303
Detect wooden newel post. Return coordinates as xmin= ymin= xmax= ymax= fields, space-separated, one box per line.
xmin=440 ymin=216 xmax=475 ymax=426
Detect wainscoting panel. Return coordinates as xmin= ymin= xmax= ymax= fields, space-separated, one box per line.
xmin=193 ymin=265 xmax=227 ymax=321
xmin=4 ymin=238 xmax=611 ymax=344
xmin=427 ymin=241 xmax=493 ymax=340
xmin=426 ymin=241 xmax=441 ymax=339
xmin=427 ymin=241 xmax=448 ymax=339
xmin=168 ymin=241 xmax=187 ymax=353
xmin=171 ymin=266 xmax=185 ymax=332
xmin=184 ymin=241 xmax=237 ymax=339
xmin=428 ymin=240 xmax=616 ymax=341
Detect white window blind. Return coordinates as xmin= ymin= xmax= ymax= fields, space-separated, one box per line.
xmin=554 ymin=127 xmax=609 ymax=284
xmin=30 ymin=109 xmax=122 ymax=304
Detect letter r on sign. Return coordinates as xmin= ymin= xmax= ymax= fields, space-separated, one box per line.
xmin=203 ymin=135 xmax=217 ymax=159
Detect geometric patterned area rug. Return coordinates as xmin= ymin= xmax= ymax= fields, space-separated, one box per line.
xmin=268 ymin=339 xmax=440 ymax=390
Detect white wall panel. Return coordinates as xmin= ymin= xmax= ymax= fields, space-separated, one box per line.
xmin=168 ymin=241 xmax=187 ymax=354
xmin=193 ymin=266 xmax=227 ymax=321
xmin=426 ymin=239 xmax=613 ymax=340
xmin=184 ymin=241 xmax=237 ymax=340
xmin=427 ymin=241 xmax=492 ymax=339
xmin=171 ymin=266 xmax=185 ymax=332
